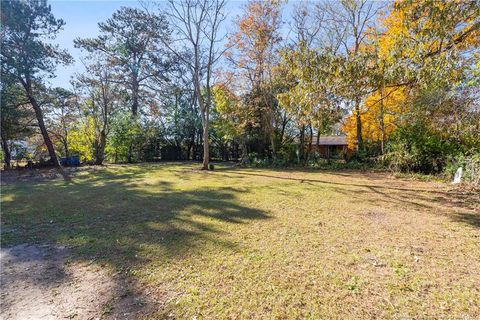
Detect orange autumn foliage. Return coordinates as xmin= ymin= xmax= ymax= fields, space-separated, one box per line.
xmin=378 ymin=0 xmax=480 ymax=62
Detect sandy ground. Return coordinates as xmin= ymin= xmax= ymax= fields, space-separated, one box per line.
xmin=0 ymin=244 xmax=144 ymax=320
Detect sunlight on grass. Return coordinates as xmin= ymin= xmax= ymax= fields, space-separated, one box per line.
xmin=1 ymin=163 xmax=479 ymax=318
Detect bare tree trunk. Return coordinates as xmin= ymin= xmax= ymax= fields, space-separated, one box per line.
xmin=240 ymin=134 xmax=248 ymax=165
xmin=306 ymin=124 xmax=313 ymax=162
xmin=316 ymin=130 xmax=320 ymax=149
xmin=166 ymin=0 xmax=226 ymax=170
xmin=270 ymin=129 xmax=276 ymax=161
xmin=264 ymin=93 xmax=276 ymax=161
xmin=128 ymin=144 xmax=133 ymax=163
xmin=279 ymin=111 xmax=288 ymax=146
xmin=299 ymin=125 xmax=305 ymax=162
xmin=194 ymin=129 xmax=202 ymax=161
xmin=202 ymin=114 xmax=209 ymax=170
xmin=379 ymin=86 xmax=386 ymax=154
xmin=26 ymin=90 xmax=60 ymax=167
xmin=194 ymin=69 xmax=210 ymax=170
xmin=94 ymin=130 xmax=107 ymax=165
xmin=62 ymin=139 xmax=69 ymax=158
xmin=22 ymin=82 xmax=70 ymax=180
xmin=1 ymin=134 xmax=11 ymax=169
xmin=187 ymin=134 xmax=194 ymax=160
xmin=132 ymin=74 xmax=139 ymax=116
xmin=354 ymin=97 xmax=364 ymax=153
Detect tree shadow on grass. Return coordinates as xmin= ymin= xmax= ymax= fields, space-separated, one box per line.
xmin=213 ymin=168 xmax=480 ymax=229
xmin=449 ymin=212 xmax=480 ymax=228
xmin=1 ymin=167 xmax=271 ymax=317
xmin=3 ymin=170 xmax=270 ymax=262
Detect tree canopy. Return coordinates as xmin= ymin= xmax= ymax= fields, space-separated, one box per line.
xmin=1 ymin=0 xmax=479 ymax=175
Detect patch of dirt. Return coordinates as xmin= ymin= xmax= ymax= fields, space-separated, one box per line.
xmin=0 ymin=244 xmax=146 ymax=320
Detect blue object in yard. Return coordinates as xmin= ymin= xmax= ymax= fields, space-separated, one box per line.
xmin=60 ymin=155 xmax=80 ymax=166
xmin=69 ymin=155 xmax=80 ymax=166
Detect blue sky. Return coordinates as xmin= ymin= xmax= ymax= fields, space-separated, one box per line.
xmin=50 ymin=0 xmax=155 ymax=88
xmin=48 ymin=0 xmax=249 ymax=89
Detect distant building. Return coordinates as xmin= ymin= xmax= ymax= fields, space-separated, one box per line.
xmin=309 ymin=135 xmax=350 ymax=158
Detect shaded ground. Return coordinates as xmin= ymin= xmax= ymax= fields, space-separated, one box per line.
xmin=1 ymin=163 xmax=479 ymax=319
xmin=0 ymin=244 xmax=147 ymax=320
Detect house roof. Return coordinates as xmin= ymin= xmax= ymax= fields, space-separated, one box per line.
xmin=312 ymin=135 xmax=348 ymax=146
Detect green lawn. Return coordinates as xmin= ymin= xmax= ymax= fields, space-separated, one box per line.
xmin=2 ymin=163 xmax=479 ymax=319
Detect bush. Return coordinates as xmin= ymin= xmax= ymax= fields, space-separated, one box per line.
xmin=445 ymin=152 xmax=480 ymax=186
xmin=277 ymin=143 xmax=299 ymax=165
xmin=382 ymin=123 xmax=459 ymax=174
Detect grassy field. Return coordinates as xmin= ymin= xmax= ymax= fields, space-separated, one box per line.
xmin=1 ymin=163 xmax=479 ymax=319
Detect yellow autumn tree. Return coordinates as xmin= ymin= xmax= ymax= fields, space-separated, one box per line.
xmin=67 ymin=117 xmax=95 ymax=162
xmin=344 ymin=0 xmax=479 ymax=152
xmin=343 ymin=88 xmax=406 ymax=150
xmin=378 ymin=0 xmax=479 ymax=83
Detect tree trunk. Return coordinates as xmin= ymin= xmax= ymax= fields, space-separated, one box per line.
xmin=26 ymin=90 xmax=60 ymax=167
xmin=354 ymin=97 xmax=364 ymax=153
xmin=63 ymin=139 xmax=69 ymax=158
xmin=268 ymin=103 xmax=276 ymax=161
xmin=240 ymin=135 xmax=248 ymax=165
xmin=279 ymin=111 xmax=288 ymax=147
xmin=128 ymin=144 xmax=133 ymax=163
xmin=1 ymin=134 xmax=11 ymax=169
xmin=132 ymin=75 xmax=139 ymax=116
xmin=194 ymin=129 xmax=201 ymax=161
xmin=186 ymin=138 xmax=192 ymax=160
xmin=224 ymin=145 xmax=229 ymax=161
xmin=299 ymin=125 xmax=305 ymax=162
xmin=270 ymin=130 xmax=276 ymax=161
xmin=306 ymin=124 xmax=313 ymax=163
xmin=202 ymin=119 xmax=209 ymax=170
xmin=194 ymin=70 xmax=209 ymax=170
xmin=94 ymin=130 xmax=106 ymax=165
xmin=379 ymin=87 xmax=386 ymax=154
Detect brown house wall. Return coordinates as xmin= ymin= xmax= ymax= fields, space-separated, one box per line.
xmin=309 ymin=145 xmax=351 ymax=158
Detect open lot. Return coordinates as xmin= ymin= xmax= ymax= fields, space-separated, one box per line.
xmin=1 ymin=163 xmax=479 ymax=319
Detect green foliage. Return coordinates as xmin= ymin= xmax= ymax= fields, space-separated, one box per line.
xmin=0 ymin=81 xmax=33 ymax=140
xmin=2 ymin=0 xmax=479 ymax=176
xmin=1 ymin=0 xmax=73 ymax=166
xmin=382 ymin=123 xmax=459 ymax=174
xmin=276 ymin=44 xmax=342 ymax=141
xmin=277 ymin=144 xmax=299 ymax=166
xmin=212 ymin=85 xmax=241 ymax=141
xmin=74 ymin=6 xmax=170 ymax=115
xmin=445 ymin=152 xmax=480 ymax=186
xmin=106 ymin=114 xmax=143 ymax=163
xmin=1 ymin=0 xmax=73 ymax=80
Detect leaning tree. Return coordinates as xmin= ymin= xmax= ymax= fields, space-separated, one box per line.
xmin=1 ymin=0 xmax=72 ymax=167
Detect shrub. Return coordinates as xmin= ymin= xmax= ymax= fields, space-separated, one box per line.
xmin=445 ymin=152 xmax=480 ymax=186
xmin=382 ymin=123 xmax=459 ymax=174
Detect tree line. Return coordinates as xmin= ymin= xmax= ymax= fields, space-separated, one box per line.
xmin=1 ymin=0 xmax=479 ymax=175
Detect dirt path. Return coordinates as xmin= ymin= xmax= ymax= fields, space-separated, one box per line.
xmin=0 ymin=244 xmax=144 ymax=320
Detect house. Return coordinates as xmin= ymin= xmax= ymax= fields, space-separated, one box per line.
xmin=309 ymin=135 xmax=350 ymax=158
